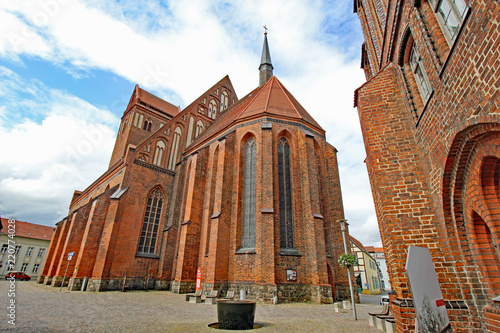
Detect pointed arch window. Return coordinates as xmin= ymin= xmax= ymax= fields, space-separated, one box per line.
xmin=153 ymin=140 xmax=165 ymax=166
xmin=278 ymin=137 xmax=294 ymax=249
xmin=137 ymin=189 xmax=163 ymax=255
xmin=195 ymin=120 xmax=204 ymax=138
xmin=168 ymin=127 xmax=182 ymax=170
xmin=242 ymin=138 xmax=257 ymax=249
xmin=208 ymin=100 xmax=217 ymax=119
xmin=220 ymin=91 xmax=229 ymax=112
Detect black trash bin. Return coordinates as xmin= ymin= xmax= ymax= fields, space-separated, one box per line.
xmin=217 ymin=300 xmax=256 ymax=330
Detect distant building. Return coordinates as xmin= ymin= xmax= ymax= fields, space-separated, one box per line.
xmin=350 ymin=236 xmax=381 ymax=295
xmin=365 ymin=246 xmax=390 ymax=291
xmin=0 ymin=218 xmax=54 ymax=278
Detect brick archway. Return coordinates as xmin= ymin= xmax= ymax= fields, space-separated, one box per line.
xmin=442 ymin=125 xmax=500 ymax=310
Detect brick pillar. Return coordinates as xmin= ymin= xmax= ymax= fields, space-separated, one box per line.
xmin=174 ymin=153 xmax=203 ymax=289
xmin=206 ymin=139 xmax=230 ymax=285
xmin=69 ymin=199 xmax=98 ymax=290
xmin=39 ymin=221 xmax=63 ymax=284
xmin=91 ymin=199 xmax=120 ymax=288
xmin=299 ymin=134 xmax=328 ymax=288
xmin=257 ymin=125 xmax=275 ymax=285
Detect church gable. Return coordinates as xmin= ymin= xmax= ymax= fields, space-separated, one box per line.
xmin=130 ymin=76 xmax=237 ymax=172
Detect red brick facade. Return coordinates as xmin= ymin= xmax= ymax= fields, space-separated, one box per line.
xmin=354 ymin=0 xmax=500 ymax=331
xmin=39 ymin=48 xmax=350 ymax=303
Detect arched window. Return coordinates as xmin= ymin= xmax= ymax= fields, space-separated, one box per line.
xmin=168 ymin=127 xmax=182 ymax=170
xmin=242 ymin=138 xmax=257 ymax=249
xmin=409 ymin=43 xmax=432 ymax=103
xmin=147 ymin=122 xmax=152 ymax=132
xmin=153 ymin=140 xmax=165 ymax=166
xmin=208 ymin=99 xmax=217 ymax=119
xmin=278 ymin=137 xmax=294 ymax=249
xmin=186 ymin=116 xmax=194 ymax=147
xmin=220 ymin=91 xmax=229 ymax=113
xmin=195 ymin=120 xmax=204 ymax=138
xmin=137 ymin=189 xmax=163 ymax=255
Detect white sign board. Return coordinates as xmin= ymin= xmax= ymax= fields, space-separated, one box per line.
xmin=68 ymin=252 xmax=75 ymax=261
xmin=405 ymin=246 xmax=450 ymax=333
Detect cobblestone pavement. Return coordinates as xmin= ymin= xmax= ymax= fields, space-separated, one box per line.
xmin=0 ymin=281 xmax=383 ymax=332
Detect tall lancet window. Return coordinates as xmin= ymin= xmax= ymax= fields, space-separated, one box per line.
xmin=137 ymin=189 xmax=163 ymax=255
xmin=242 ymin=138 xmax=257 ymax=249
xmin=168 ymin=127 xmax=182 ymax=170
xmin=278 ymin=137 xmax=294 ymax=249
xmin=153 ymin=140 xmax=165 ymax=166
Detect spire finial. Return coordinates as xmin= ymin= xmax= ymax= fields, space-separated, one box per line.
xmin=259 ymin=28 xmax=273 ymax=87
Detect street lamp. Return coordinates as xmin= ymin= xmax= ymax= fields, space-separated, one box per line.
xmin=339 ymin=219 xmax=357 ymax=320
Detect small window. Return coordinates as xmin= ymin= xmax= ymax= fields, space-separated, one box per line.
xmin=37 ymin=248 xmax=45 ymax=258
xmin=208 ymin=100 xmax=217 ymax=119
xmin=32 ymin=264 xmax=40 ymax=273
xmin=430 ymin=0 xmax=468 ymax=44
xmin=15 ymin=246 xmax=21 ymax=255
xmin=195 ymin=120 xmax=204 ymax=138
xmin=21 ymin=263 xmax=28 ymax=272
xmin=153 ymin=140 xmax=166 ymax=166
xmin=220 ymin=91 xmax=229 ymax=112
xmin=1 ymin=244 xmax=7 ymax=254
xmin=409 ymin=43 xmax=432 ymax=103
xmin=27 ymin=247 xmax=34 ymax=256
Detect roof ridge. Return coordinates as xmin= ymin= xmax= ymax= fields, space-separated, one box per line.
xmin=273 ymin=77 xmax=303 ymax=119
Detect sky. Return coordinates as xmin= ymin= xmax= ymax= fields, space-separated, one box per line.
xmin=0 ymin=0 xmax=381 ymax=247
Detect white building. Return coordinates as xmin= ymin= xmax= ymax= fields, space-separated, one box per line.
xmin=0 ymin=218 xmax=54 ymax=279
xmin=365 ymin=246 xmax=391 ymax=291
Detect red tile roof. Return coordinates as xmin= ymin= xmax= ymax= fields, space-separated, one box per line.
xmin=0 ymin=218 xmax=55 ymax=241
xmin=186 ymin=76 xmax=325 ymax=154
xmin=136 ymin=86 xmax=180 ymax=117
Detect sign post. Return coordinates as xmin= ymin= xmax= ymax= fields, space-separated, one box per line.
xmin=60 ymin=252 xmax=74 ymax=291
xmin=195 ymin=268 xmax=202 ymax=291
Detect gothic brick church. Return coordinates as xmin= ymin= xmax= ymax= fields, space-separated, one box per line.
xmin=39 ymin=33 xmax=350 ymax=303
xmin=355 ymin=0 xmax=500 ymax=331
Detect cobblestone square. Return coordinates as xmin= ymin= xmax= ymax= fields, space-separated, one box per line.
xmin=0 ymin=281 xmax=383 ymax=332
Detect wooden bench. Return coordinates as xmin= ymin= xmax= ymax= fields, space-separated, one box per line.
xmin=205 ymin=290 xmax=218 ymax=304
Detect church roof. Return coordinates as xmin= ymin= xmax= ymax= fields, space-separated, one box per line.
xmin=126 ymin=85 xmax=180 ymax=118
xmin=234 ymin=76 xmax=323 ymax=131
xmin=186 ymin=76 xmax=324 ymax=153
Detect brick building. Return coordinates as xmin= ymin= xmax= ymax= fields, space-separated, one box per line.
xmin=39 ymin=33 xmax=350 ymax=303
xmin=354 ymin=0 xmax=500 ymax=331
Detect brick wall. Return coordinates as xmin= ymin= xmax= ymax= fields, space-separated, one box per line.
xmin=355 ymin=1 xmax=500 ymax=331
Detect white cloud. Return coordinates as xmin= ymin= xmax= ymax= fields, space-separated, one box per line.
xmin=0 ymin=0 xmax=379 ymax=246
xmin=0 ymin=69 xmax=118 ymax=225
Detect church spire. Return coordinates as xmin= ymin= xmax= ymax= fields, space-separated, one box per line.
xmin=259 ymin=26 xmax=274 ymax=87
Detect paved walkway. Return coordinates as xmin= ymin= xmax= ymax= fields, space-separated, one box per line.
xmin=0 ymin=281 xmax=383 ymax=332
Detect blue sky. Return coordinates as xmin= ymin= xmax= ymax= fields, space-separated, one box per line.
xmin=0 ymin=0 xmax=381 ymax=246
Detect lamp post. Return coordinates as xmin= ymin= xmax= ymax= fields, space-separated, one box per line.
xmin=339 ymin=219 xmax=357 ymax=320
